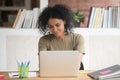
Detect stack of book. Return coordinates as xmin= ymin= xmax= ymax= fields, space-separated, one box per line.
xmin=13 ymin=8 xmax=40 ymax=29
xmin=88 ymin=6 xmax=120 ymax=28
xmin=88 ymin=64 xmax=120 ymax=80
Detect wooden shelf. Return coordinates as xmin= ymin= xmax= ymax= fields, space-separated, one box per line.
xmin=0 ymin=0 xmax=31 ymax=27
xmin=0 ymin=7 xmax=26 ymax=11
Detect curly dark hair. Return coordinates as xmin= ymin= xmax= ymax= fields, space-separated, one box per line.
xmin=38 ymin=4 xmax=75 ymax=34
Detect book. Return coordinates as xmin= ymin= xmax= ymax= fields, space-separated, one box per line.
xmin=8 ymin=72 xmax=36 ymax=78
xmin=88 ymin=7 xmax=96 ymax=28
xmin=22 ymin=10 xmax=33 ymax=28
xmin=15 ymin=9 xmax=27 ymax=28
xmin=99 ymin=70 xmax=120 ymax=80
xmin=31 ymin=8 xmax=40 ymax=29
xmin=93 ymin=7 xmax=100 ymax=28
xmin=12 ymin=9 xmax=22 ymax=28
xmin=87 ymin=64 xmax=120 ymax=80
xmin=93 ymin=7 xmax=104 ymax=28
xmin=102 ymin=8 xmax=108 ymax=28
xmin=107 ymin=7 xmax=113 ymax=28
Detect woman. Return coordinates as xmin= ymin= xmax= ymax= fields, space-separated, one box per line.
xmin=38 ymin=4 xmax=85 ymax=70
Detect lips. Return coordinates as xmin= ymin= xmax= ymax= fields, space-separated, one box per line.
xmin=54 ymin=32 xmax=60 ymax=37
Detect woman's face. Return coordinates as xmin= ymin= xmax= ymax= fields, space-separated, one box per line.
xmin=48 ymin=18 xmax=66 ymax=39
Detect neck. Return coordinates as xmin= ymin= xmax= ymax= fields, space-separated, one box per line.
xmin=57 ymin=32 xmax=68 ymax=40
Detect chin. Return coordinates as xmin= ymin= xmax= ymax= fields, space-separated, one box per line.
xmin=54 ymin=34 xmax=61 ymax=38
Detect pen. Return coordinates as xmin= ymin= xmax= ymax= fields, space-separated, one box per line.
xmin=27 ymin=60 xmax=30 ymax=67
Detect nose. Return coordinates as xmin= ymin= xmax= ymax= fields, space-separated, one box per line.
xmin=52 ymin=26 xmax=57 ymax=32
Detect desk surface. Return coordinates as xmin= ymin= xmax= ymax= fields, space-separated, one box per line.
xmin=0 ymin=70 xmax=94 ymax=80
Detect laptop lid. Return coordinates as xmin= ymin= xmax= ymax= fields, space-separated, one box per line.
xmin=39 ymin=51 xmax=80 ymax=77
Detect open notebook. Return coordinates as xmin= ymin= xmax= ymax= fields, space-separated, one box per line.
xmin=39 ymin=51 xmax=80 ymax=77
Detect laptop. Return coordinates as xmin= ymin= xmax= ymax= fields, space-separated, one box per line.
xmin=39 ymin=50 xmax=80 ymax=78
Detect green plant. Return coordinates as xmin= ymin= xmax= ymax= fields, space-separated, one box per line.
xmin=73 ymin=10 xmax=85 ymax=23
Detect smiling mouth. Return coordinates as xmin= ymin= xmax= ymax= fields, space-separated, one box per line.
xmin=54 ymin=33 xmax=60 ymax=36
xmin=53 ymin=32 xmax=58 ymax=35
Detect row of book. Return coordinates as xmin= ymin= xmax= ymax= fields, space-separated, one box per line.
xmin=13 ymin=8 xmax=40 ymax=29
xmin=88 ymin=6 xmax=120 ymax=28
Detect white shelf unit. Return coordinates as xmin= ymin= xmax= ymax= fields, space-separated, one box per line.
xmin=0 ymin=0 xmax=120 ymax=71
xmin=0 ymin=28 xmax=120 ymax=71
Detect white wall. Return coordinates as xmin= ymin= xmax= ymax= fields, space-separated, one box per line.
xmin=40 ymin=0 xmax=48 ymax=12
xmin=0 ymin=28 xmax=120 ymax=71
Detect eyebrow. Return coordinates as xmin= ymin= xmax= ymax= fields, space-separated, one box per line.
xmin=48 ymin=22 xmax=61 ymax=27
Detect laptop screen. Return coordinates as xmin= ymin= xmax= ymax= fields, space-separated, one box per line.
xmin=39 ymin=51 xmax=80 ymax=77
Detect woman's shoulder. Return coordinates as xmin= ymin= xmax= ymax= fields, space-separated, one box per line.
xmin=69 ymin=32 xmax=83 ymax=38
xmin=40 ymin=34 xmax=55 ymax=41
xmin=69 ymin=33 xmax=84 ymax=43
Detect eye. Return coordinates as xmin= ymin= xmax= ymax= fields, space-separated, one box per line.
xmin=55 ymin=23 xmax=61 ymax=27
xmin=48 ymin=25 xmax=54 ymax=29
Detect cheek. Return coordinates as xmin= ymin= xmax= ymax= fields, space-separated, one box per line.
xmin=57 ymin=27 xmax=64 ymax=33
xmin=60 ymin=24 xmax=65 ymax=31
xmin=61 ymin=27 xmax=65 ymax=32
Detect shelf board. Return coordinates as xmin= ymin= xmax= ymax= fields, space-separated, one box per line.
xmin=0 ymin=7 xmax=25 ymax=11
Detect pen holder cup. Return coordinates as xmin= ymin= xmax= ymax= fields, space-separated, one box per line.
xmin=18 ymin=66 xmax=29 ymax=78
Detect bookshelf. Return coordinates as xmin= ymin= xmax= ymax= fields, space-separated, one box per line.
xmin=0 ymin=0 xmax=31 ymax=27
xmin=1 ymin=0 xmax=119 ymax=28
